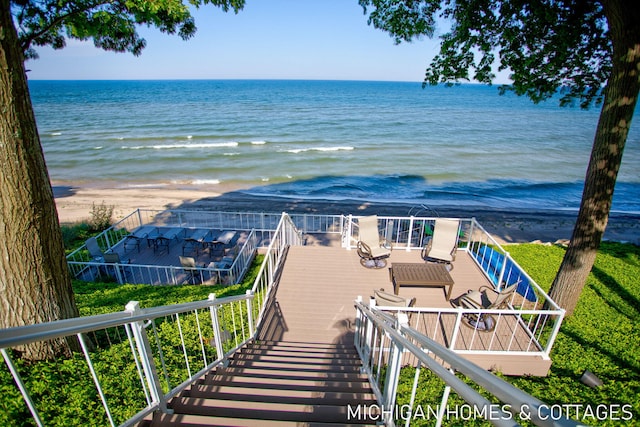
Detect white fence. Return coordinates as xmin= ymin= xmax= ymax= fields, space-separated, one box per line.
xmin=348 ymin=215 xmax=565 ymax=361
xmin=65 ymin=209 xmax=327 ymax=286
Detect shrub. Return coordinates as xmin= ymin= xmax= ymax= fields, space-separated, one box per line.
xmin=88 ymin=202 xmax=114 ymax=232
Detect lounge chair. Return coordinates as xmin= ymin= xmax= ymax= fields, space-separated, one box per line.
xmin=373 ymin=289 xmax=416 ymax=308
xmin=86 ymin=237 xmax=104 ymax=262
xmin=451 ymin=283 xmax=518 ymax=332
xmin=357 ymin=215 xmax=392 ymax=268
xmin=179 ymin=256 xmax=200 ymax=284
xmin=421 ymin=219 xmax=460 ymax=267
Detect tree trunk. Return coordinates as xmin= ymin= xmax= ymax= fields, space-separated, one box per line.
xmin=549 ymin=0 xmax=640 ymax=316
xmin=0 ymin=0 xmax=79 ymax=360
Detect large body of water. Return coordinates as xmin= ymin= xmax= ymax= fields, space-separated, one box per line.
xmin=29 ymin=80 xmax=640 ymax=213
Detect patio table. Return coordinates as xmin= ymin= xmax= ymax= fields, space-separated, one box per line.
xmin=389 ymin=262 xmax=455 ymax=300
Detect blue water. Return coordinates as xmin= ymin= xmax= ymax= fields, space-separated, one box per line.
xmin=29 ymin=80 xmax=640 ymax=213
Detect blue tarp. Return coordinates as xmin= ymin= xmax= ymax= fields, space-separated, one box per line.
xmin=471 ymin=246 xmax=537 ymax=302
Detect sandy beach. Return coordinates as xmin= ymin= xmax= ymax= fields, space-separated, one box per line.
xmin=53 ymin=184 xmax=640 ymax=246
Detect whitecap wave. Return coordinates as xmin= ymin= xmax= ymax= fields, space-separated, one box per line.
xmin=191 ymin=179 xmax=221 ymax=185
xmin=285 ymin=146 xmax=354 ymax=154
xmin=50 ymin=132 xmax=62 ymax=136
xmin=125 ymin=142 xmax=239 ymax=150
xmin=251 ymin=140 xmax=267 ymax=145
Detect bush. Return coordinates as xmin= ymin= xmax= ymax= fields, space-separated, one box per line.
xmin=88 ymin=202 xmax=114 ymax=232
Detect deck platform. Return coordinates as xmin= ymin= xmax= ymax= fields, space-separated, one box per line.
xmin=259 ymin=238 xmax=552 ymax=376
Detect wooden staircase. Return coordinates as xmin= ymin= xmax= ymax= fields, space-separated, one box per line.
xmin=142 ymin=340 xmax=379 ymax=426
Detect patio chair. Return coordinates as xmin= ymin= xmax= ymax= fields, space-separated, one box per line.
xmin=103 ymin=252 xmax=131 ymax=282
xmin=373 ymin=289 xmax=416 ymax=308
xmin=179 ymin=256 xmax=201 ymax=285
xmin=86 ymin=237 xmax=104 ymax=262
xmin=357 ymin=215 xmax=392 ymax=268
xmin=450 ymin=283 xmax=518 ymax=332
xmin=421 ymin=219 xmax=460 ymax=267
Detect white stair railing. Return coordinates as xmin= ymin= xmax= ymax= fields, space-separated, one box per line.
xmin=0 ymin=213 xmax=304 ymax=427
xmin=354 ymin=298 xmax=583 ymax=427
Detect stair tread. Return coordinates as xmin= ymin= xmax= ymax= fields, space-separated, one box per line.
xmin=146 ymin=412 xmax=379 ymax=427
xmin=170 ymin=396 xmax=380 ymax=423
xmin=186 ymin=384 xmax=376 ymax=404
xmin=209 ymin=366 xmax=368 ymax=382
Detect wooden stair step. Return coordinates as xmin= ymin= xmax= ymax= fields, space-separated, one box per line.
xmin=169 ymin=397 xmax=381 ymax=424
xmin=242 ymin=344 xmax=359 ymax=359
xmin=230 ymin=353 xmax=363 ymax=366
xmin=144 ymin=412 xmax=378 ymax=427
xmin=184 ymin=384 xmax=377 ymax=405
xmin=226 ymin=358 xmax=362 ymax=372
xmin=203 ymin=371 xmax=371 ymax=393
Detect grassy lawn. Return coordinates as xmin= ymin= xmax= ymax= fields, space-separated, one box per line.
xmin=393 ymin=242 xmax=639 ymax=426
xmin=506 ymin=242 xmax=639 ymax=426
xmin=1 ymin=239 xmax=638 ymax=426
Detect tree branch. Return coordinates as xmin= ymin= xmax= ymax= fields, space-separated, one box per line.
xmin=19 ymin=0 xmax=115 ymax=52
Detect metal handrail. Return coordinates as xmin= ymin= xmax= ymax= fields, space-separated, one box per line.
xmin=354 ymin=300 xmax=583 ymax=427
xmin=1 ymin=212 xmax=305 ymax=427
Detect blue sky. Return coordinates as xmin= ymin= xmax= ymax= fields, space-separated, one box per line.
xmin=26 ymin=0 xmax=509 ymax=83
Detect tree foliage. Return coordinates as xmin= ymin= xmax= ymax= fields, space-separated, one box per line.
xmin=359 ymin=0 xmax=640 ymax=316
xmin=360 ymin=0 xmax=612 ymax=108
xmin=0 ymin=0 xmax=245 ymax=361
xmin=12 ymin=0 xmax=245 ymax=59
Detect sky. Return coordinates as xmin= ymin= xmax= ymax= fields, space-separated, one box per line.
xmin=25 ymin=0 xmax=511 ymax=83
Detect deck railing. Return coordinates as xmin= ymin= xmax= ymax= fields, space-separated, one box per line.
xmin=66 ymin=209 xmax=341 ymax=285
xmin=348 ymin=215 xmax=564 ymax=360
xmin=354 ymin=300 xmax=580 ymax=427
xmin=1 ymin=213 xmax=303 ymax=427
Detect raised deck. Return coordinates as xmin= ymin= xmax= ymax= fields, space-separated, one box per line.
xmin=260 ymin=241 xmax=552 ymax=376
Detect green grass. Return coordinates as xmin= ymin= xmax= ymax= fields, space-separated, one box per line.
xmin=0 ymin=254 xmax=265 ymax=427
xmin=393 ymin=242 xmax=640 ymax=426
xmin=2 ymin=239 xmax=639 ymax=426
xmin=506 ymin=242 xmax=640 ymax=426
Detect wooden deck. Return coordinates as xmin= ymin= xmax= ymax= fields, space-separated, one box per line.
xmin=259 ymin=236 xmax=552 ymax=376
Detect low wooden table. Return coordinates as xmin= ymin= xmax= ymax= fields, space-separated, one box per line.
xmin=389 ymin=263 xmax=455 ymax=300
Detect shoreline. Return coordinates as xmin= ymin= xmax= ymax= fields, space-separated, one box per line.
xmin=53 ymin=184 xmax=640 ymax=246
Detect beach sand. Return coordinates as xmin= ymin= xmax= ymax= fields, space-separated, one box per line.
xmin=53 ymin=184 xmax=640 ymax=246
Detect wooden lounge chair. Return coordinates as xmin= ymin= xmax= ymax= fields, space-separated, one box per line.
xmin=357 ymin=215 xmax=392 ymax=268
xmin=421 ymin=219 xmax=460 ymax=267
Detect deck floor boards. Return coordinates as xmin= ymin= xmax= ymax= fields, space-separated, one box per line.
xmin=259 ymin=241 xmax=552 ymax=376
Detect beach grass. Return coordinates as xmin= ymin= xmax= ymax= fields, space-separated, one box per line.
xmin=1 ymin=241 xmax=638 ymax=426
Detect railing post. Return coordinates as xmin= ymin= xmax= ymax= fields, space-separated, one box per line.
xmin=382 ymin=334 xmax=403 ymax=423
xmin=246 ymin=290 xmax=255 ymax=338
xmin=345 ymin=214 xmax=353 ymax=249
xmin=208 ymin=294 xmax=224 ymax=360
xmin=125 ymin=301 xmax=171 ymax=414
xmin=408 ymin=216 xmax=415 ymax=251
xmin=497 ymin=251 xmax=509 ymax=290
xmin=467 ymin=217 xmax=476 ymax=249
xmin=1 ymin=348 xmax=44 ymax=427
xmin=449 ymin=309 xmax=464 ymax=351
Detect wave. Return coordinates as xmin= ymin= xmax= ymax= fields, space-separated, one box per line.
xmin=124 ymin=142 xmax=239 ymax=150
xmin=190 ymin=179 xmax=221 ymax=185
xmin=284 ymin=146 xmax=355 ymax=154
xmin=251 ymin=140 xmax=267 ymax=145
xmin=240 ymin=175 xmax=640 ymax=212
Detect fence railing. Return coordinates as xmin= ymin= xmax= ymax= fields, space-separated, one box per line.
xmin=1 ymin=213 xmax=304 ymax=427
xmin=348 ymin=215 xmax=564 ymax=360
xmin=354 ymin=300 xmax=580 ymax=427
xmin=66 ymin=209 xmax=341 ymax=286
